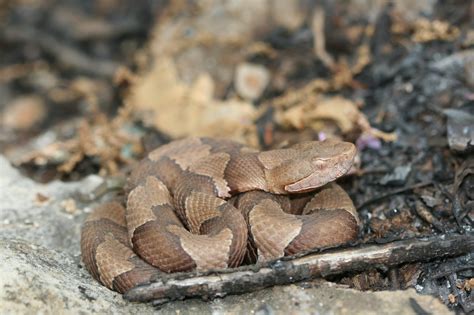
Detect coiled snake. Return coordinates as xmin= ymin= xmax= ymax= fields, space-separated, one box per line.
xmin=81 ymin=137 xmax=360 ymax=293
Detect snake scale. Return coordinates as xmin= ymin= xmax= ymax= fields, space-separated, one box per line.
xmin=81 ymin=137 xmax=360 ymax=294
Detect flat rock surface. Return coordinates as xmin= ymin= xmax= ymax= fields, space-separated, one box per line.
xmin=0 ymin=156 xmax=452 ymax=314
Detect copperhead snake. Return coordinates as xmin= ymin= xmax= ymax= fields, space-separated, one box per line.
xmin=81 ymin=137 xmax=360 ymax=294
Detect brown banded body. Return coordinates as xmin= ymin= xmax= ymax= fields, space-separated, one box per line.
xmin=81 ymin=137 xmax=360 ymax=293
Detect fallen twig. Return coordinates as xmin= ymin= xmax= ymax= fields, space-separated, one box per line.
xmin=124 ymin=233 xmax=473 ymax=304
xmin=312 ymin=6 xmax=335 ymax=70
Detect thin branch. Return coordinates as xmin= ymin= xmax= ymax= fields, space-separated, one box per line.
xmin=312 ymin=6 xmax=335 ymax=70
xmin=124 ymin=233 xmax=474 ymax=304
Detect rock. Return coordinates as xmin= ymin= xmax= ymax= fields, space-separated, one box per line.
xmin=2 ymin=96 xmax=46 ymax=131
xmin=0 ymin=156 xmax=155 ymax=313
xmin=379 ymin=165 xmax=412 ymax=186
xmin=0 ymin=238 xmax=154 ymax=314
xmin=0 ymin=155 xmax=452 ymax=314
xmin=235 ymin=62 xmax=270 ymax=101
xmin=444 ymin=109 xmax=474 ymax=153
xmin=430 ymin=49 xmax=474 ymax=78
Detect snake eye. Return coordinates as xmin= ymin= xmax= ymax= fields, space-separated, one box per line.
xmin=311 ymin=158 xmax=327 ymax=170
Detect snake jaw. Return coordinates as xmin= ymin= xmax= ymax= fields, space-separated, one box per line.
xmin=284 ymin=145 xmax=356 ymax=193
xmin=284 ymin=166 xmax=335 ymax=192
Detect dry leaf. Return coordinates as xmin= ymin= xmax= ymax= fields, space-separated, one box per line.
xmin=412 ymin=18 xmax=460 ymax=43
xmin=275 ymin=95 xmax=396 ymax=142
xmin=127 ymin=58 xmax=257 ymax=145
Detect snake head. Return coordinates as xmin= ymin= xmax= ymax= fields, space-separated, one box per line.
xmin=261 ymin=139 xmax=357 ymax=194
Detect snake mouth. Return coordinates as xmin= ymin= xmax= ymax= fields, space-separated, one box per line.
xmin=284 ymin=170 xmax=334 ymax=193
xmin=284 ymin=156 xmax=354 ymax=193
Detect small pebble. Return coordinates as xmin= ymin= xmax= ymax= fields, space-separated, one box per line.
xmin=61 ymin=198 xmax=78 ymax=214
xmin=444 ymin=109 xmax=474 ymax=153
xmin=235 ymin=62 xmax=270 ymax=101
xmin=2 ymin=96 xmax=46 ymax=130
xmin=35 ymin=192 xmax=50 ymax=205
xmin=379 ymin=165 xmax=411 ymax=186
